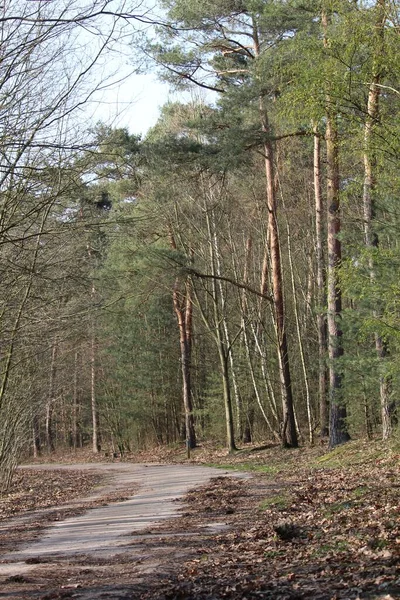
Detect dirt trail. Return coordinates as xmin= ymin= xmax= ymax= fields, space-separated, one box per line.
xmin=0 ymin=462 xmax=248 ymax=598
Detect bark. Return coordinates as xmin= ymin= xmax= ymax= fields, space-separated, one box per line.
xmin=285 ymin=212 xmax=313 ymax=443
xmin=216 ymin=227 xmax=242 ymax=443
xmin=86 ymin=238 xmax=100 ymax=455
xmin=236 ymin=235 xmax=280 ymax=439
xmin=242 ymin=403 xmax=254 ymax=444
xmin=32 ymin=417 xmax=41 ymax=458
xmin=169 ymin=228 xmax=196 ymax=449
xmin=362 ymin=379 xmax=373 ymax=440
xmin=244 ymin=236 xmax=273 ymax=436
xmin=206 ymin=209 xmax=237 ymax=453
xmin=90 ymin=330 xmax=100 ymax=453
xmin=264 ymin=138 xmax=297 ymax=448
xmin=45 ymin=341 xmax=58 ymax=453
xmin=253 ymin=19 xmax=298 ymax=448
xmin=192 ymin=200 xmax=237 ymax=453
xmin=242 ymin=321 xmax=278 ymax=438
xmin=322 ymin=11 xmax=350 ymax=449
xmin=173 ymin=278 xmax=197 ymax=449
xmin=362 ymin=0 xmax=392 ymax=440
xmin=225 ymin=327 xmax=241 ymax=440
xmin=0 ymin=209 xmax=49 ymax=486
xmin=219 ymin=348 xmax=236 ymax=453
xmin=326 ymin=115 xmax=349 ymax=448
xmin=72 ymin=350 xmax=79 ymax=449
xmin=313 ymin=126 xmax=329 ymax=438
xmin=229 ymin=231 xmax=279 ymax=440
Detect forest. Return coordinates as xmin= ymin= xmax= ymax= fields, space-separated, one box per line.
xmin=0 ymin=0 xmax=399 ymax=490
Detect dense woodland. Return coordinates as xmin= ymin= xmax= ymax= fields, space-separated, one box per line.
xmin=0 ymin=0 xmax=399 ymax=490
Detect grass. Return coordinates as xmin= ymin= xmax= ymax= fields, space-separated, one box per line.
xmin=210 ymin=462 xmax=280 ymax=475
xmin=311 ymin=540 xmax=350 ymax=557
xmin=311 ymin=438 xmax=399 ymax=469
xmin=323 ymin=500 xmax=354 ymax=517
xmin=351 ymin=485 xmax=370 ymax=498
xmin=259 ymin=493 xmax=291 ymax=510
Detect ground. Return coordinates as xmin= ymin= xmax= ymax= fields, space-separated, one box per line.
xmin=0 ymin=440 xmax=399 ymax=599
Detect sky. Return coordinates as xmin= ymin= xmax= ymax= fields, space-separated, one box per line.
xmin=77 ymin=2 xmax=177 ymax=138
xmin=76 ymin=2 xmax=214 ymax=138
xmin=84 ymin=70 xmax=172 ymax=137
xmin=86 ymin=71 xmax=215 ymax=138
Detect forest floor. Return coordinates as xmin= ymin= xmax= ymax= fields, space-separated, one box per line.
xmin=0 ymin=439 xmax=399 ymax=599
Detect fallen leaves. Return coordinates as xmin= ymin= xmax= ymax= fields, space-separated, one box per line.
xmin=151 ymin=451 xmax=400 ymax=600
xmin=0 ymin=469 xmax=103 ymax=521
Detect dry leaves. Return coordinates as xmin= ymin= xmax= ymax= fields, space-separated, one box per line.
xmin=0 ymin=469 xmax=103 ymax=521
xmin=149 ymin=451 xmax=400 ymax=599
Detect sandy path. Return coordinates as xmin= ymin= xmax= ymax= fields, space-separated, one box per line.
xmin=0 ymin=463 xmax=247 ymax=579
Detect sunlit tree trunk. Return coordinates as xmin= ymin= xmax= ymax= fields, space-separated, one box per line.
xmin=45 ymin=340 xmax=58 ymax=453
xmin=285 ymin=211 xmax=313 ymax=443
xmin=0 ymin=210 xmax=49 ymax=486
xmin=217 ymin=225 xmax=242 ymax=442
xmin=323 ymin=12 xmax=350 ymax=448
xmin=362 ymin=0 xmax=392 ymax=440
xmin=169 ymin=229 xmax=197 ymax=449
xmin=313 ymin=125 xmax=329 ymax=438
xmin=90 ymin=327 xmax=100 ymax=453
xmin=206 ymin=209 xmax=237 ymax=453
xmin=173 ymin=277 xmax=197 ymax=449
xmin=253 ymin=19 xmax=297 ymax=448
xmin=72 ymin=350 xmax=80 ymax=449
xmin=32 ymin=417 xmax=41 ymax=458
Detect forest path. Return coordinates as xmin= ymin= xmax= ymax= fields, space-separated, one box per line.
xmin=0 ymin=462 xmax=249 ymax=590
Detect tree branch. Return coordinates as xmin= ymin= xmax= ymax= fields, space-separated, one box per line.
xmin=187 ymin=266 xmax=273 ymax=303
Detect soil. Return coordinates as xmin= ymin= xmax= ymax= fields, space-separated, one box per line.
xmin=0 ymin=442 xmax=399 ymax=600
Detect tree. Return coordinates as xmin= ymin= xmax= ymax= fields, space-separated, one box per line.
xmin=361 ymin=0 xmax=393 ymax=440
xmin=145 ymin=0 xmax=305 ymax=446
xmin=0 ymin=0 xmax=148 ymax=485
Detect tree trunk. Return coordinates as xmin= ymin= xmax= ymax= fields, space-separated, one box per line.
xmin=326 ymin=114 xmax=350 ymax=448
xmin=215 ymin=224 xmax=242 ymax=443
xmin=285 ymin=210 xmax=313 ymax=444
xmin=32 ymin=417 xmax=41 ymax=458
xmin=218 ymin=346 xmax=237 ymax=453
xmin=229 ymin=230 xmax=280 ymax=440
xmin=242 ymin=402 xmax=254 ymax=444
xmin=253 ymin=18 xmax=297 ymax=448
xmin=72 ymin=350 xmax=79 ymax=449
xmin=324 ymin=118 xmax=349 ymax=444
xmin=322 ymin=11 xmax=350 ymax=449
xmin=87 ymin=237 xmax=100 ymax=455
xmin=46 ymin=341 xmax=58 ymax=453
xmin=237 ymin=236 xmax=280 ymax=439
xmin=362 ymin=0 xmax=392 ymax=440
xmin=264 ymin=140 xmax=297 ymax=448
xmin=207 ymin=210 xmax=237 ymax=453
xmin=169 ymin=228 xmax=197 ymax=449
xmin=173 ymin=277 xmax=197 ymax=449
xmin=313 ymin=125 xmax=329 ymax=438
xmin=90 ymin=331 xmax=100 ymax=453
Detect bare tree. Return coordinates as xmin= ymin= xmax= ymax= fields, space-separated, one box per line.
xmin=0 ymin=0 xmax=150 ymax=487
